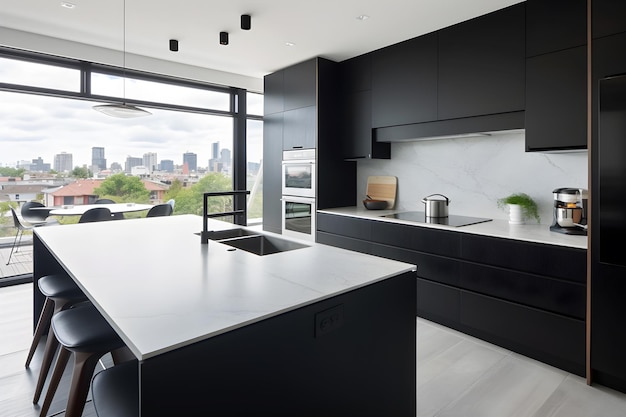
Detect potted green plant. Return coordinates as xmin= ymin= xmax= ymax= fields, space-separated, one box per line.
xmin=497 ymin=193 xmax=540 ymax=224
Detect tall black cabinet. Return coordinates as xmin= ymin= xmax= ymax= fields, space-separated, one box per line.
xmin=263 ymin=58 xmax=356 ymax=235
xmin=590 ymin=0 xmax=626 ymax=393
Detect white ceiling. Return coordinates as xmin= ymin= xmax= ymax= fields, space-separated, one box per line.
xmin=0 ymin=0 xmax=524 ymax=80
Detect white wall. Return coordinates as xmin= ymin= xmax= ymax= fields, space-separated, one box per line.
xmin=356 ymin=131 xmax=588 ymax=224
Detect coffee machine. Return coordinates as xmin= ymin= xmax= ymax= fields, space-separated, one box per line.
xmin=550 ymin=187 xmax=588 ymax=235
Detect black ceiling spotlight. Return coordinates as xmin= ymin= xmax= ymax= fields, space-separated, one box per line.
xmin=219 ymin=31 xmax=229 ymax=45
xmin=241 ymin=14 xmax=251 ymax=30
xmin=169 ymin=39 xmax=179 ymax=52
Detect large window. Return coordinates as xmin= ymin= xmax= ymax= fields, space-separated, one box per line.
xmin=0 ymin=49 xmax=263 ymax=282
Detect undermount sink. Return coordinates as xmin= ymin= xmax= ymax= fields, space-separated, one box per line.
xmin=216 ymin=233 xmax=309 ymax=256
xmin=204 ymin=228 xmax=259 ymax=240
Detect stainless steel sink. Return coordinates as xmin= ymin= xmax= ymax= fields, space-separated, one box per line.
xmin=218 ymin=234 xmax=309 ymax=256
xmin=204 ymin=228 xmax=260 ymax=240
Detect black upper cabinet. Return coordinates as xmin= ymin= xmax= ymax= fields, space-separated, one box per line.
xmin=341 ymin=54 xmax=390 ymax=159
xmin=283 ymin=59 xmax=316 ymax=111
xmin=341 ymin=53 xmax=371 ymax=93
xmin=438 ymin=4 xmax=525 ymax=120
xmin=371 ymin=34 xmax=438 ymax=128
xmin=526 ymin=0 xmax=587 ymax=57
xmin=525 ymin=46 xmax=587 ymax=151
xmin=593 ymin=0 xmax=626 ymax=39
xmin=264 ymin=71 xmax=284 ymax=115
xmin=283 ymin=106 xmax=316 ymax=150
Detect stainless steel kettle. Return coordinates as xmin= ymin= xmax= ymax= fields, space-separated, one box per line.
xmin=421 ymin=194 xmax=450 ymax=218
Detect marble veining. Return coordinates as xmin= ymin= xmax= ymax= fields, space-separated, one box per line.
xmin=356 ymin=132 xmax=587 ymax=225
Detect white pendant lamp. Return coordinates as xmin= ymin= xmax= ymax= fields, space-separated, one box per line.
xmin=93 ymin=0 xmax=151 ymax=118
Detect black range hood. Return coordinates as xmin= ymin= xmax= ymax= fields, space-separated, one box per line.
xmin=374 ymin=111 xmax=524 ymax=142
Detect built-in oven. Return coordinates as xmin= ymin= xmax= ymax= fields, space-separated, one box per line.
xmin=282 ymin=149 xmax=316 ymax=198
xmin=281 ymin=195 xmax=316 ymax=241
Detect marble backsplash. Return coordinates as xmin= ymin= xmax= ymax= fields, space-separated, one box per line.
xmin=356 ymin=131 xmax=588 ymax=224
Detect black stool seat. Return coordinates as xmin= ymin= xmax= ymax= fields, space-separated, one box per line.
xmin=38 ymin=273 xmax=84 ymax=299
xmin=53 ymin=304 xmax=123 ymax=353
xmin=26 ymin=273 xmax=86 ymax=368
xmin=92 ymin=360 xmax=139 ymax=417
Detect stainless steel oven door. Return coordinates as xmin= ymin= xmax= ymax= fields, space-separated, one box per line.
xmin=281 ymin=196 xmax=316 ymax=241
xmin=282 ymin=149 xmax=316 ymax=198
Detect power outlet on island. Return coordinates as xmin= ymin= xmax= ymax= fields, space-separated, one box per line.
xmin=315 ymin=304 xmax=344 ymax=338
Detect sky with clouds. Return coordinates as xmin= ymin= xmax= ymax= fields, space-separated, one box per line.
xmin=0 ymin=58 xmax=263 ymax=170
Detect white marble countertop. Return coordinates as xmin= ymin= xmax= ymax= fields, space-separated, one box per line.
xmin=318 ymin=206 xmax=587 ymax=250
xmin=34 ymin=215 xmax=415 ymax=360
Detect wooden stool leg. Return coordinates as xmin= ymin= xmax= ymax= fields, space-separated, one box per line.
xmin=25 ymin=298 xmax=54 ymax=368
xmin=32 ymin=331 xmax=60 ymax=403
xmin=38 ymin=347 xmax=70 ymax=417
xmin=64 ymin=351 xmax=104 ymax=417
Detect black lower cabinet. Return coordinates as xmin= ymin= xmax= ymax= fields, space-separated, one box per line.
xmin=317 ymin=213 xmax=587 ymax=376
xmin=460 ymin=291 xmax=585 ymax=375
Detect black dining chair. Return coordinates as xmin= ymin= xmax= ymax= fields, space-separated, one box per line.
xmin=146 ymin=203 xmax=173 ymax=217
xmin=21 ymin=201 xmax=58 ymax=226
xmin=5 ymin=207 xmax=37 ymax=265
xmin=94 ymin=198 xmax=124 ymax=219
xmin=91 ymin=360 xmax=139 ymax=417
xmin=78 ymin=207 xmax=112 ymax=223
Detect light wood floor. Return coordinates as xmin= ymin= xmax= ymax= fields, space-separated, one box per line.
xmin=2 ymin=283 xmax=626 ymax=416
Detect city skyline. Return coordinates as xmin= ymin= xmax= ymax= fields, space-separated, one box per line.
xmin=0 ymin=89 xmax=263 ymax=170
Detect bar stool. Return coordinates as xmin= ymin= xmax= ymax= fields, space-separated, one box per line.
xmin=36 ymin=303 xmax=125 ymax=417
xmin=91 ymin=360 xmax=139 ymax=417
xmin=25 ymin=273 xmax=87 ymax=368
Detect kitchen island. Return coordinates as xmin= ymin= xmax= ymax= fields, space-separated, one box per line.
xmin=33 ymin=215 xmax=417 ymax=416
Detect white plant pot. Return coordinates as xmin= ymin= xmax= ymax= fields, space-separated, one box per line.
xmin=508 ymin=204 xmax=525 ymax=225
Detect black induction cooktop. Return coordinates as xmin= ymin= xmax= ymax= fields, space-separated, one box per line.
xmin=381 ymin=211 xmax=492 ymax=227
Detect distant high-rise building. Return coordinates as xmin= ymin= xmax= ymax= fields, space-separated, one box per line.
xmin=124 ymin=156 xmax=143 ymax=173
xmin=143 ymin=152 xmax=157 ymax=173
xmin=54 ymin=152 xmax=73 ymax=173
xmin=160 ymin=159 xmax=174 ymax=172
xmin=31 ymin=157 xmax=51 ymax=172
xmin=183 ymin=152 xmax=197 ymax=172
xmin=92 ymin=147 xmax=107 ymax=171
xmin=212 ymin=142 xmax=219 ymax=159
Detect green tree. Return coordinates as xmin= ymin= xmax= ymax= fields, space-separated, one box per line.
xmin=163 ymin=178 xmax=183 ymax=203
xmin=71 ymin=166 xmax=92 ymax=179
xmin=173 ymin=172 xmax=232 ymax=216
xmin=93 ymin=173 xmax=150 ymax=203
xmin=0 ymin=167 xmax=25 ymax=178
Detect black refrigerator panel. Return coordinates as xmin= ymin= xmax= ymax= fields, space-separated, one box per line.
xmin=598 ymin=76 xmax=626 ymax=267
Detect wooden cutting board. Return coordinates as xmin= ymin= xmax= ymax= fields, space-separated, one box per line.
xmin=366 ymin=176 xmax=397 ymax=209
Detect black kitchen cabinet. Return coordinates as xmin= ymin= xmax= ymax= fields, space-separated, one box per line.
xmin=282 ymin=106 xmax=316 ymax=150
xmin=344 ymin=90 xmax=390 ymax=159
xmin=371 ymin=34 xmax=438 ymax=128
xmin=590 ymin=74 xmax=626 ymax=392
xmin=592 ymin=0 xmax=626 ymax=39
xmin=261 ymin=113 xmax=283 ymax=234
xmin=317 ymin=212 xmax=587 ymax=376
xmin=525 ymin=0 xmax=587 ymax=57
xmin=263 ymin=70 xmax=284 ymax=115
xmin=525 ymin=46 xmax=587 ymax=151
xmin=340 ymin=54 xmax=390 ymax=160
xmin=283 ymin=59 xmax=316 ymax=111
xmin=437 ymin=3 xmax=525 ymax=120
